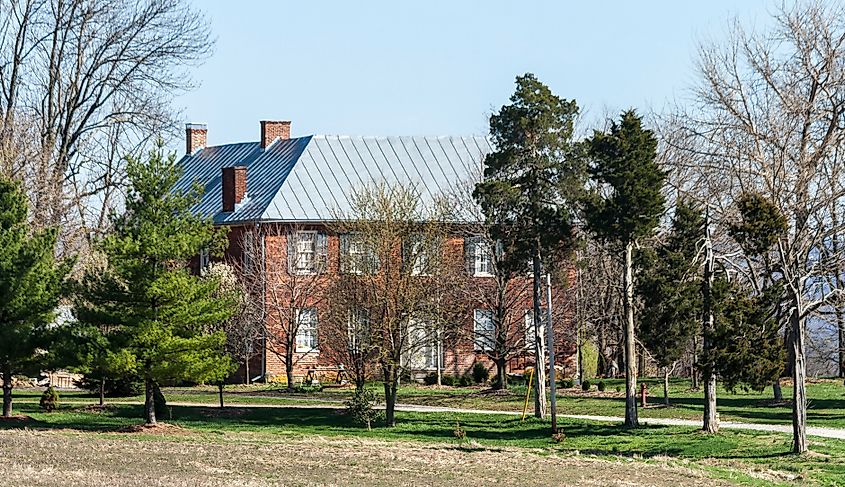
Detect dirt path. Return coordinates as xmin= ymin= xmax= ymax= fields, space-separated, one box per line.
xmin=103 ymin=398 xmax=845 ymax=440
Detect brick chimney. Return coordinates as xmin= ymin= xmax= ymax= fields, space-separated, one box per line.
xmin=222 ymin=166 xmax=247 ymax=212
xmin=185 ymin=123 xmax=207 ymax=154
xmin=260 ymin=120 xmax=291 ymax=148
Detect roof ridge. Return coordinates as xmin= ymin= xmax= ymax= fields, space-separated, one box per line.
xmin=310 ymin=134 xmax=489 ymax=140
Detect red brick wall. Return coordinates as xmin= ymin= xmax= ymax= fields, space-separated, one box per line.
xmin=260 ymin=120 xmax=291 ymax=148
xmin=216 ymin=223 xmax=578 ymax=384
xmin=186 ymin=125 xmax=207 ymax=154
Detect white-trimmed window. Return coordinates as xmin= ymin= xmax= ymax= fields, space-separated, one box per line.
xmin=473 ymin=309 xmax=495 ymax=352
xmin=410 ymin=238 xmax=432 ymax=276
xmin=347 ymin=236 xmax=367 ymax=274
xmin=295 ymin=308 xmax=318 ymax=352
xmin=407 ymin=318 xmax=439 ymax=370
xmin=199 ymin=249 xmax=210 ymax=273
xmin=295 ymin=231 xmax=317 ymax=274
xmin=347 ymin=307 xmax=369 ymax=352
xmin=474 ymin=241 xmax=492 ymax=277
xmin=524 ymin=309 xmax=547 ymax=349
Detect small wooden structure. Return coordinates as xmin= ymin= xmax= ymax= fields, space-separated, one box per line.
xmin=303 ymin=364 xmax=350 ymax=387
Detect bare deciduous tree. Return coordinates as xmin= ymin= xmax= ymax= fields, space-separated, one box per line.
xmin=667 ymin=1 xmax=845 ymax=453
xmin=0 ymin=0 xmax=213 ymax=256
xmin=330 ymin=182 xmax=462 ymax=427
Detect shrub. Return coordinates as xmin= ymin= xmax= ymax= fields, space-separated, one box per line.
xmin=423 ymin=372 xmax=438 ymax=386
xmin=345 ymin=388 xmax=383 ymax=430
xmin=581 ymin=379 xmax=592 ymax=391
xmin=440 ymin=374 xmax=458 ymax=387
xmin=458 ymin=373 xmax=473 ymax=387
xmin=293 ymin=383 xmax=323 ymax=393
xmin=597 ymin=380 xmax=606 ymax=392
xmin=75 ymin=376 xmax=142 ymax=397
xmin=615 ymin=385 xmax=622 ymax=393
xmin=471 ymin=362 xmax=489 ymax=384
xmin=559 ymin=378 xmax=574 ymax=389
xmin=40 ymin=386 xmax=59 ymax=412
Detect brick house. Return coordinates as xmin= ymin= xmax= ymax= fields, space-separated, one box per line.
xmin=174 ymin=120 xmax=575 ymax=384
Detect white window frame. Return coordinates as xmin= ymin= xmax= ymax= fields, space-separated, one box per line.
xmin=411 ymin=239 xmax=432 ymax=276
xmin=295 ymin=308 xmax=319 ymax=353
xmin=199 ymin=249 xmax=210 ymax=273
xmin=294 ymin=231 xmax=318 ymax=275
xmin=473 ymin=309 xmax=495 ymax=352
xmin=473 ymin=241 xmax=493 ymax=277
xmin=347 ymin=307 xmax=369 ymax=352
xmin=347 ymin=236 xmax=366 ymax=275
xmin=407 ymin=318 xmax=439 ymax=370
xmin=524 ymin=308 xmax=547 ymax=349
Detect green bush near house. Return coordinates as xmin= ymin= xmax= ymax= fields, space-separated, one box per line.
xmin=597 ymin=380 xmax=606 ymax=392
xmin=39 ymin=386 xmax=59 ymax=412
xmin=559 ymin=378 xmax=575 ymax=389
xmin=581 ymin=380 xmax=592 ymax=391
xmin=471 ymin=363 xmax=489 ymax=384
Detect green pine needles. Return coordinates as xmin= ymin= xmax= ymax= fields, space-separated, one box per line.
xmin=0 ymin=177 xmax=72 ymax=418
xmin=74 ymin=144 xmax=238 ymax=425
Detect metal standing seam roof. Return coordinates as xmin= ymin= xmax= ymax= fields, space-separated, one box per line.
xmin=174 ymin=134 xmax=493 ymax=224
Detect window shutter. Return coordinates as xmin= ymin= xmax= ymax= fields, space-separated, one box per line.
xmin=369 ymin=243 xmax=381 ymax=274
xmin=464 ymin=237 xmax=476 ymax=276
xmin=401 ymin=237 xmax=411 ymax=272
xmin=316 ymin=232 xmax=328 ymax=271
xmin=286 ymin=231 xmax=296 ymax=274
xmin=339 ymin=233 xmax=349 ymax=274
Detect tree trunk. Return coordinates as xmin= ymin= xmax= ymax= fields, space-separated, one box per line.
xmin=245 ymin=358 xmax=250 ymax=385
xmin=285 ymin=354 xmax=295 ymax=392
xmin=2 ymin=364 xmax=13 ymax=418
xmin=144 ymin=377 xmax=156 ymax=425
xmin=218 ymin=383 xmax=225 ymax=408
xmin=382 ymin=364 xmax=398 ymax=427
xmin=99 ymin=379 xmax=105 ymax=406
xmin=790 ymin=307 xmax=808 ymax=453
xmin=622 ymin=241 xmax=638 ymax=428
xmin=773 ymin=378 xmax=783 ymax=402
xmin=532 ymin=246 xmax=547 ymax=419
xmin=702 ymin=218 xmax=718 ymax=434
xmin=663 ymin=367 xmax=670 ymax=406
xmin=494 ymin=356 xmax=507 ymax=390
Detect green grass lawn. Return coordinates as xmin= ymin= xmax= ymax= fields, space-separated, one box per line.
xmin=12 ymin=377 xmax=845 ymax=429
xmin=2 ymin=400 xmax=845 ymax=486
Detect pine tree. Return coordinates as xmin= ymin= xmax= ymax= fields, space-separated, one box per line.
xmin=0 ymin=177 xmax=71 ymax=418
xmin=473 ymin=73 xmax=584 ymax=420
xmin=639 ymin=202 xmax=703 ymax=405
xmin=74 ymin=145 xmax=237 ymax=424
xmin=584 ymin=110 xmax=667 ymax=428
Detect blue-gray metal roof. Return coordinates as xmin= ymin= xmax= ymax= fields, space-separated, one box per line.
xmin=174 ymin=134 xmax=492 ymax=224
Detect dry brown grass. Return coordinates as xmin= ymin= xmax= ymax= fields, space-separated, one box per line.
xmin=0 ymin=429 xmax=739 ymax=486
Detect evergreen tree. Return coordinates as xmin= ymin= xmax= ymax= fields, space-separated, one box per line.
xmin=473 ymin=73 xmax=584 ymax=420
xmin=74 ymin=146 xmax=237 ymax=424
xmin=584 ymin=110 xmax=667 ymax=428
xmin=709 ymin=278 xmax=784 ymax=392
xmin=53 ymin=318 xmax=137 ymax=406
xmin=639 ymin=202 xmax=703 ymax=405
xmin=0 ymin=177 xmax=71 ymax=418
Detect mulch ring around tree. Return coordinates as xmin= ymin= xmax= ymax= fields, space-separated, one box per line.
xmin=116 ymin=422 xmax=189 ymax=435
xmin=0 ymin=415 xmax=37 ymax=424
